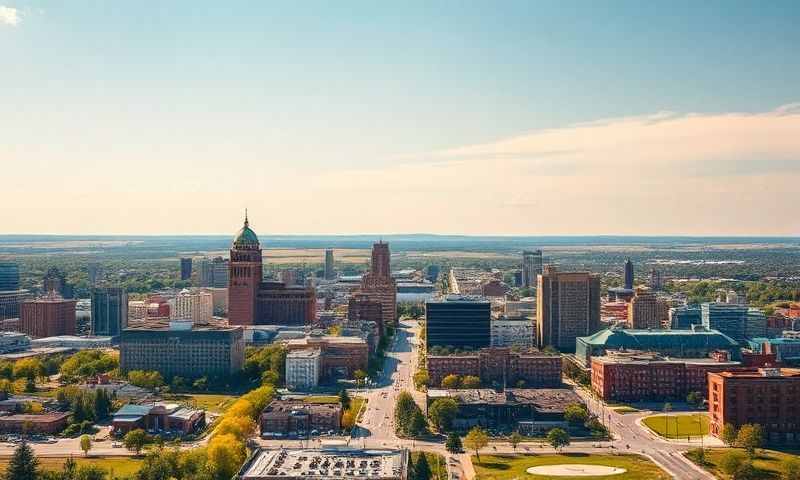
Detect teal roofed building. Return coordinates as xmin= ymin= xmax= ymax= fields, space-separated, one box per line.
xmin=747 ymin=337 xmax=800 ymax=363
xmin=575 ymin=325 xmax=740 ymax=366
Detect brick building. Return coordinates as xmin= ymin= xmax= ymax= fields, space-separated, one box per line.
xmin=20 ymin=294 xmax=77 ymax=338
xmin=347 ymin=294 xmax=383 ymax=334
xmin=0 ymin=412 xmax=70 ymax=434
xmin=357 ymin=242 xmax=397 ymax=329
xmin=537 ymin=266 xmax=601 ymax=352
xmin=112 ymin=402 xmax=205 ymax=435
xmin=591 ymin=350 xmax=741 ymax=402
xmin=426 ymin=347 xmax=561 ymax=387
xmin=628 ymin=287 xmax=668 ymax=329
xmin=259 ymin=399 xmax=341 ymax=435
xmin=284 ymin=335 xmax=368 ymax=380
xmin=709 ymin=368 xmax=800 ymax=444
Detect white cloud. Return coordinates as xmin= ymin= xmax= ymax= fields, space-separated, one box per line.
xmin=0 ymin=5 xmax=19 ymax=26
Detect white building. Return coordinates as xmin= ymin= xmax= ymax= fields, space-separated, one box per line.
xmin=285 ymin=348 xmax=321 ymax=391
xmin=200 ymin=287 xmax=228 ymax=316
xmin=31 ymin=335 xmax=113 ymax=349
xmin=505 ymin=297 xmax=536 ymax=317
xmin=169 ymin=289 xmax=213 ymax=323
xmin=490 ymin=316 xmax=535 ymax=348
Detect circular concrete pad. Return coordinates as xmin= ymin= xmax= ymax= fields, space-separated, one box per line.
xmin=526 ymin=464 xmax=627 ymax=476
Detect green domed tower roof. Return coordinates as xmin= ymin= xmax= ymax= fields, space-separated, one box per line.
xmin=233 ymin=210 xmax=260 ymax=248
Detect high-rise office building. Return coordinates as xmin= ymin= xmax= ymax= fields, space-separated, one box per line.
xmin=623 ymin=258 xmax=634 ymax=290
xmin=701 ymin=302 xmax=749 ymax=344
xmin=670 ymin=305 xmax=702 ymax=329
xmin=212 ymin=257 xmax=229 ymax=288
xmin=536 ymin=266 xmax=601 ymax=352
xmin=0 ymin=290 xmax=31 ymax=321
xmin=628 ymin=287 xmax=666 ymax=329
xmin=87 ymin=262 xmax=102 ymax=286
xmin=649 ymin=268 xmax=663 ymax=291
xmin=43 ymin=267 xmax=73 ymax=299
xmin=169 ymin=289 xmax=213 ymax=323
xmin=426 ymin=295 xmax=491 ymax=349
xmin=21 ymin=294 xmax=77 ymax=338
xmin=0 ymin=262 xmax=20 ymax=291
xmin=521 ymin=250 xmax=543 ymax=289
xmin=180 ymin=258 xmax=193 ymax=281
xmin=91 ymin=287 xmax=128 ymax=336
xmin=359 ymin=241 xmax=397 ymax=328
xmin=324 ymin=249 xmax=335 ymax=280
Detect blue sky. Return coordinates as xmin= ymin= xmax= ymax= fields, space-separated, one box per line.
xmin=2 ymin=1 xmax=800 ymax=235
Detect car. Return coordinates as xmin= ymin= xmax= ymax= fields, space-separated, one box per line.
xmin=112 ymin=442 xmax=122 ymax=448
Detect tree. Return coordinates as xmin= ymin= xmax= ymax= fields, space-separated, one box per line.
xmin=686 ymin=391 xmax=703 ymax=409
xmin=339 ymin=389 xmax=352 ymax=411
xmin=75 ymin=465 xmax=106 ymax=480
xmin=428 ymin=398 xmax=459 ymax=432
xmin=509 ymin=432 xmax=524 ymax=451
xmin=394 ymin=391 xmax=421 ymax=436
xmin=6 ymin=441 xmax=39 ymax=480
xmin=353 ymin=370 xmax=367 ymax=386
xmin=413 ymin=370 xmax=430 ymax=390
xmin=62 ymin=456 xmax=77 ymax=480
xmin=79 ymin=434 xmax=92 ymax=456
xmin=441 ymin=374 xmax=461 ymax=389
xmin=409 ymin=410 xmax=428 ymax=437
xmin=445 ymin=432 xmax=463 ymax=454
xmin=721 ymin=423 xmax=738 ymax=447
xmin=547 ymin=428 xmax=570 ymax=452
xmin=736 ymin=423 xmax=764 ymax=457
xmin=207 ymin=433 xmax=246 ymax=480
xmin=463 ymin=427 xmax=488 ymax=463
xmin=341 ymin=411 xmax=356 ymax=431
xmin=563 ymin=403 xmax=589 ymax=425
xmin=461 ymin=376 xmax=481 ymax=389
xmin=123 ymin=429 xmax=149 ymax=456
xmin=719 ymin=450 xmax=753 ymax=480
xmin=414 ymin=453 xmax=431 ymax=480
xmin=782 ymin=457 xmax=800 ymax=480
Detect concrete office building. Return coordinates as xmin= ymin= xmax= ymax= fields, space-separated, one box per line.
xmin=20 ymin=294 xmax=77 ymax=338
xmin=490 ymin=316 xmax=535 ymax=348
xmin=426 ymin=295 xmax=491 ymax=349
xmin=324 ymin=249 xmax=335 ymax=280
xmin=120 ymin=320 xmax=244 ymax=379
xmin=702 ymin=302 xmax=749 ymax=343
xmin=521 ymin=250 xmax=543 ymax=289
xmin=180 ymin=258 xmax=192 ymax=281
xmin=628 ymin=287 xmax=666 ymax=329
xmin=709 ymin=368 xmax=800 ymax=444
xmin=670 ymin=306 xmax=702 ymax=329
xmin=536 ymin=266 xmax=601 ymax=352
xmin=0 ymin=262 xmax=20 ymax=291
xmin=91 ymin=287 xmax=128 ymax=337
xmin=169 ymin=289 xmax=213 ymax=323
xmin=285 ymin=349 xmax=322 ymax=391
xmin=0 ymin=289 xmax=31 ymax=321
xmin=623 ymin=258 xmax=634 ymax=290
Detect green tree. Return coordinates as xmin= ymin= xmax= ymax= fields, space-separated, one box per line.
xmin=509 ymin=432 xmax=524 ymax=451
xmin=79 ymin=434 xmax=92 ymax=456
xmin=394 ymin=391 xmax=420 ymax=436
xmin=123 ymin=429 xmax=149 ymax=456
xmin=736 ymin=423 xmax=764 ymax=457
xmin=461 ymin=376 xmax=480 ymax=389
xmin=413 ymin=370 xmax=430 ymax=390
xmin=722 ymin=423 xmax=738 ymax=446
xmin=782 ymin=457 xmax=800 ymax=480
xmin=463 ymin=427 xmax=488 ymax=463
xmin=441 ymin=374 xmax=461 ymax=389
xmin=62 ymin=456 xmax=77 ymax=480
xmin=6 ymin=440 xmax=39 ymax=480
xmin=547 ymin=428 xmax=570 ymax=452
xmin=409 ymin=410 xmax=428 ymax=437
xmin=719 ymin=450 xmax=753 ymax=480
xmin=686 ymin=391 xmax=703 ymax=409
xmin=339 ymin=389 xmax=351 ymax=410
xmin=75 ymin=465 xmax=106 ymax=480
xmin=445 ymin=432 xmax=463 ymax=454
xmin=428 ymin=398 xmax=459 ymax=432
xmin=563 ymin=403 xmax=589 ymax=425
xmin=414 ymin=454 xmax=431 ymax=480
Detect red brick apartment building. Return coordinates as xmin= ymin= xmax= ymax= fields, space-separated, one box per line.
xmin=591 ymin=350 xmax=740 ymax=402
xmin=709 ymin=368 xmax=800 ymax=444
xmin=426 ymin=347 xmax=562 ymax=387
xmin=20 ymin=295 xmax=76 ymax=338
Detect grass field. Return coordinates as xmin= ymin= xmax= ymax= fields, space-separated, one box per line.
xmin=610 ymin=406 xmax=640 ymax=414
xmin=163 ymin=393 xmax=236 ymax=413
xmin=472 ymin=454 xmax=671 ymax=480
xmin=0 ymin=457 xmax=143 ymax=477
xmin=411 ymin=452 xmax=447 ymax=480
xmin=642 ymin=413 xmax=708 ymax=439
xmin=304 ymin=395 xmax=340 ymax=404
xmin=351 ymin=397 xmax=367 ymax=420
xmin=686 ymin=448 xmax=800 ymax=479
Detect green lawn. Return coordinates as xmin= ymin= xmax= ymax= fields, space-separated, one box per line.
xmin=304 ymin=395 xmax=340 ymax=404
xmin=163 ymin=393 xmax=236 ymax=413
xmin=350 ymin=397 xmax=367 ymax=420
xmin=686 ymin=448 xmax=800 ymax=479
xmin=642 ymin=413 xmax=708 ymax=439
xmin=0 ymin=456 xmax=143 ymax=477
xmin=472 ymin=454 xmax=671 ymax=480
xmin=412 ymin=452 xmax=447 ymax=480
xmin=610 ymin=406 xmax=640 ymax=414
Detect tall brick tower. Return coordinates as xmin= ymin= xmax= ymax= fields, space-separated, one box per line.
xmin=360 ymin=241 xmax=397 ymax=328
xmin=228 ymin=212 xmax=262 ymax=325
xmin=369 ymin=241 xmax=391 ymax=278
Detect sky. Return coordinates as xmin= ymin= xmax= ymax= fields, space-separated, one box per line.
xmin=1 ymin=1 xmax=799 ymax=236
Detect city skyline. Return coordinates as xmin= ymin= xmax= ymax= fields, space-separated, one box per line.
xmin=2 ymin=2 xmax=800 ymax=235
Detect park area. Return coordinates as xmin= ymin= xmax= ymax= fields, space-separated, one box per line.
xmin=0 ymin=457 xmax=143 ymax=477
xmin=472 ymin=453 xmax=670 ymax=480
xmin=686 ymin=448 xmax=800 ymax=479
xmin=642 ymin=413 xmax=708 ymax=439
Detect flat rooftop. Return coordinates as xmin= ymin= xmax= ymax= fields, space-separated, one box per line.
xmin=428 ymin=388 xmax=580 ymax=413
xmin=714 ymin=368 xmax=800 ymax=379
xmin=239 ymin=448 xmax=407 ymax=480
xmin=124 ymin=318 xmax=238 ymax=332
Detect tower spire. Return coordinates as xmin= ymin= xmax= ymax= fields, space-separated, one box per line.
xmin=244 ymin=208 xmax=249 ymax=228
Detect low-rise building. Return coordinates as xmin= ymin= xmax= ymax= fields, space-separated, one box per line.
xmin=709 ymin=368 xmax=800 ymax=445
xmin=237 ymin=447 xmax=409 ymax=480
xmin=747 ymin=337 xmax=800 ymax=363
xmin=0 ymin=412 xmax=70 ymax=434
xmin=0 ymin=332 xmax=31 ymax=354
xmin=259 ymin=399 xmax=341 ymax=436
xmin=426 ymin=347 xmax=561 ymax=388
xmin=30 ymin=335 xmax=112 ymax=349
xmin=111 ymin=402 xmax=205 ymax=435
xmin=285 ymin=349 xmax=322 ymax=391
xmin=591 ymin=350 xmax=741 ymax=402
xmin=283 ymin=335 xmax=368 ymax=381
